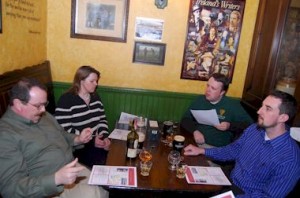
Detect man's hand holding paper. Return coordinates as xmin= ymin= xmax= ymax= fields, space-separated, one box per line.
xmin=214 ymin=121 xmax=230 ymax=131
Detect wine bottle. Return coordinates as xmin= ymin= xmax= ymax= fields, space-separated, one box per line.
xmin=126 ymin=120 xmax=139 ymax=159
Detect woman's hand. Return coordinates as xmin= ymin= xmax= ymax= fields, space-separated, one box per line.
xmin=95 ymin=135 xmax=111 ymax=150
xmin=74 ymin=128 xmax=93 ymax=145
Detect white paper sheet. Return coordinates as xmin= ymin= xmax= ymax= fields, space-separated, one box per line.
xmin=190 ymin=109 xmax=220 ymax=126
xmin=88 ymin=165 xmax=137 ymax=187
xmin=118 ymin=112 xmax=137 ymax=124
xmin=291 ymin=127 xmax=300 ymax=142
xmin=108 ymin=129 xmax=130 ymax=141
xmin=149 ymin=120 xmax=158 ymax=128
xmin=210 ymin=191 xmax=235 ymax=198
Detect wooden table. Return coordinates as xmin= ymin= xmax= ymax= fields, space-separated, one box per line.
xmin=105 ymin=123 xmax=228 ymax=198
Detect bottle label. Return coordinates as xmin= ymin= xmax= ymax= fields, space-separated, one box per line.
xmin=137 ymin=132 xmax=145 ymax=142
xmin=127 ymin=139 xmax=138 ymax=158
xmin=133 ymin=139 xmax=138 ymax=148
xmin=127 ymin=148 xmax=137 ymax=158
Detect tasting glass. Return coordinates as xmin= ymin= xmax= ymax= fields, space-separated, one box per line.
xmin=139 ymin=147 xmax=152 ymax=163
xmin=167 ymin=150 xmax=181 ymax=171
xmin=140 ymin=160 xmax=153 ymax=176
xmin=176 ymin=162 xmax=187 ymax=179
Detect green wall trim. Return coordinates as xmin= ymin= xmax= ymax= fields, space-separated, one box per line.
xmin=52 ymin=82 xmax=198 ymax=131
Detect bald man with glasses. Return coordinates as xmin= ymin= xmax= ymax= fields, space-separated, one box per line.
xmin=0 ymin=78 xmax=108 ymax=198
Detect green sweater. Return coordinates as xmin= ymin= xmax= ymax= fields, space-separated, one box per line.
xmin=181 ymin=95 xmax=253 ymax=147
xmin=0 ymin=107 xmax=76 ymax=198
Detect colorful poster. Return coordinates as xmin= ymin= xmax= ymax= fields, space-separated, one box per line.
xmin=181 ymin=0 xmax=246 ymax=81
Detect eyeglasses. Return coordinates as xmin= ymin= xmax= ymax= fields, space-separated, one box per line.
xmin=27 ymin=101 xmax=49 ymax=110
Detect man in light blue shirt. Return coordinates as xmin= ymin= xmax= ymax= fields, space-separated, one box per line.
xmin=184 ymin=90 xmax=300 ymax=197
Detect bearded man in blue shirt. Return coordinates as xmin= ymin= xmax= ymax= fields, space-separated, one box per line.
xmin=184 ymin=90 xmax=300 ymax=197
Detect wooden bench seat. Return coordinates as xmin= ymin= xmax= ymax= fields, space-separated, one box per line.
xmin=0 ymin=60 xmax=55 ymax=117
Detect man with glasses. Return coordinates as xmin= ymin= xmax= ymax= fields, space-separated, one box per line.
xmin=27 ymin=100 xmax=49 ymax=110
xmin=0 ymin=78 xmax=108 ymax=198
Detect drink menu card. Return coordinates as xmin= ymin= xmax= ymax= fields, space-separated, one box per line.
xmin=88 ymin=165 xmax=137 ymax=187
xmin=185 ymin=166 xmax=231 ymax=186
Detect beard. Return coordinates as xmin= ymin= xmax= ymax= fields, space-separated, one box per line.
xmin=257 ymin=116 xmax=277 ymax=129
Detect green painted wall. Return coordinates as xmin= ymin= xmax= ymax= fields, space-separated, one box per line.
xmin=52 ymin=82 xmax=244 ymax=131
xmin=53 ymin=82 xmax=198 ymax=131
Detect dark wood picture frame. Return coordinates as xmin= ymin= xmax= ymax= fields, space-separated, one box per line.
xmin=71 ymin=0 xmax=130 ymax=42
xmin=133 ymin=42 xmax=166 ymax=66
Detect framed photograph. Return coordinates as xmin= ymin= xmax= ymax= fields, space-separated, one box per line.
xmin=0 ymin=0 xmax=2 ymax=33
xmin=135 ymin=17 xmax=164 ymax=42
xmin=71 ymin=0 xmax=130 ymax=42
xmin=181 ymin=0 xmax=246 ymax=81
xmin=133 ymin=42 xmax=166 ymax=66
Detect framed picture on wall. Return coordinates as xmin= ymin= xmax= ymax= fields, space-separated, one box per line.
xmin=134 ymin=17 xmax=164 ymax=42
xmin=180 ymin=0 xmax=246 ymax=81
xmin=70 ymin=0 xmax=130 ymax=42
xmin=133 ymin=42 xmax=166 ymax=66
xmin=0 ymin=0 xmax=2 ymax=33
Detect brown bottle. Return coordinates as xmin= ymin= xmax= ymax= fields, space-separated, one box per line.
xmin=126 ymin=120 xmax=139 ymax=159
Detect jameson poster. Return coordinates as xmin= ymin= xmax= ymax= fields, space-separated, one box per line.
xmin=181 ymin=0 xmax=246 ymax=81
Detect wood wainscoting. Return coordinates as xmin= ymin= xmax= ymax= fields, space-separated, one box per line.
xmin=53 ymin=82 xmax=198 ymax=131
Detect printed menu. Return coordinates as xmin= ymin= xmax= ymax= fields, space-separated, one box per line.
xmin=211 ymin=190 xmax=235 ymax=198
xmin=88 ymin=165 xmax=137 ymax=187
xmin=185 ymin=166 xmax=231 ymax=186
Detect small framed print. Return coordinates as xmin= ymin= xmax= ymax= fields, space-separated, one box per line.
xmin=133 ymin=41 xmax=166 ymax=66
xmin=71 ymin=0 xmax=130 ymax=42
xmin=135 ymin=17 xmax=164 ymax=42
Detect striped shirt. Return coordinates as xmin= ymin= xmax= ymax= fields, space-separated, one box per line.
xmin=55 ymin=92 xmax=109 ymax=167
xmin=55 ymin=92 xmax=109 ymax=136
xmin=205 ymin=124 xmax=300 ymax=197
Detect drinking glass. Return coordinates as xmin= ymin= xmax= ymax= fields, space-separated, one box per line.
xmin=168 ymin=150 xmax=181 ymax=171
xmin=176 ymin=162 xmax=187 ymax=179
xmin=140 ymin=160 xmax=153 ymax=176
xmin=161 ymin=121 xmax=174 ymax=146
xmin=139 ymin=148 xmax=152 ymax=163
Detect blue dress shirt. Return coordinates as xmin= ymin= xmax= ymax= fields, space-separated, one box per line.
xmin=205 ymin=124 xmax=300 ymax=197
